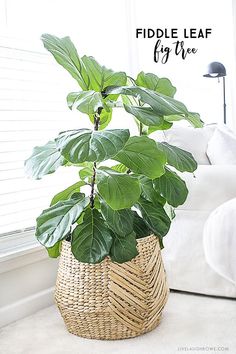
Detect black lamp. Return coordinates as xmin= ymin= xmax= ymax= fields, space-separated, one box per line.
xmin=203 ymin=62 xmax=227 ymax=124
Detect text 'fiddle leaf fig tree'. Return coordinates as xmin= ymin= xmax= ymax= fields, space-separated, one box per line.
xmin=25 ymin=34 xmax=202 ymax=264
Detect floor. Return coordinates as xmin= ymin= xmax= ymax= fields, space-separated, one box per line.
xmin=0 ymin=292 xmax=235 ymax=354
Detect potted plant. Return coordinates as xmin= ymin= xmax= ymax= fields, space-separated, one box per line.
xmin=25 ymin=34 xmax=202 ymax=340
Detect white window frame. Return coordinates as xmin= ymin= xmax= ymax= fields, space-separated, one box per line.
xmin=0 ymin=35 xmax=78 ymax=257
xmin=0 ymin=228 xmax=46 ymax=273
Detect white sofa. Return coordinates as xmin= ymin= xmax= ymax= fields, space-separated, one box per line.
xmin=152 ymin=124 xmax=236 ymax=297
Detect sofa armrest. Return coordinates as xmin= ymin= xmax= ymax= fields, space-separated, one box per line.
xmin=179 ymin=165 xmax=236 ymax=211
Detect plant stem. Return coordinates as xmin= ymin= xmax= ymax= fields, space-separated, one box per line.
xmin=139 ymin=122 xmax=143 ymax=136
xmin=90 ymin=108 xmax=102 ymax=208
xmin=90 ymin=162 xmax=97 ymax=208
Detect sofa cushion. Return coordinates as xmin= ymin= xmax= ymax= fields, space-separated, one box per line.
xmin=203 ymin=198 xmax=236 ymax=285
xmin=207 ymin=125 xmax=236 ymax=164
xmin=162 ymin=124 xmax=216 ymax=165
xmin=180 ymin=165 xmax=236 ymax=211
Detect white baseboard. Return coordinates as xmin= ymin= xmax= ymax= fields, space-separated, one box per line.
xmin=0 ymin=286 xmax=55 ymax=328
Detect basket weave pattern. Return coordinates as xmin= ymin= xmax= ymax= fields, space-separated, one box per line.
xmin=55 ymin=235 xmax=169 ymax=340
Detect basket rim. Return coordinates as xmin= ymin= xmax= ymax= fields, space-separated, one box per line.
xmin=61 ymin=234 xmax=160 ymax=264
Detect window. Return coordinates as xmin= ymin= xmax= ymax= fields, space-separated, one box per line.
xmin=0 ymin=0 xmax=130 ymax=243
xmin=0 ymin=36 xmax=80 ymax=237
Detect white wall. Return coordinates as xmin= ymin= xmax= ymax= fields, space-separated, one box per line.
xmin=0 ymin=248 xmax=58 ymax=327
xmin=128 ymin=0 xmax=236 ymax=129
xmin=1 ymin=0 xmax=130 ymax=72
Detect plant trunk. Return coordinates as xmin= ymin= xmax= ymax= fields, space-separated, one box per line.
xmin=90 ymin=108 xmax=102 ymax=208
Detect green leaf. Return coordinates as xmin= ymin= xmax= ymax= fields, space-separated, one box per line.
xmin=164 ymin=112 xmax=204 ymax=128
xmin=98 ymin=110 xmax=113 ymax=130
xmin=163 ymin=114 xmax=184 ymax=122
xmin=110 ymin=232 xmax=138 ymax=263
xmin=111 ymin=163 xmax=128 ymax=173
xmin=153 ymin=168 xmax=188 ymax=207
xmin=105 ymin=86 xmax=188 ymax=116
xmin=136 ymin=71 xmax=176 ymax=97
xmin=97 ymin=168 xmax=141 ymax=210
xmin=148 ymin=121 xmax=173 ymax=134
xmin=138 ymin=175 xmax=166 ymax=205
xmin=41 ymin=34 xmax=89 ymax=90
xmin=132 ymin=211 xmax=151 ymax=239
xmin=100 ymin=201 xmax=134 ymax=236
xmin=93 ymin=195 xmax=101 ymax=210
xmin=136 ymin=197 xmax=171 ymax=238
xmin=114 ymin=136 xmax=166 ymax=179
xmin=46 ymin=241 xmax=61 ymax=258
xmin=99 ymin=110 xmax=113 ymax=130
xmin=56 ymin=129 xmax=130 ymax=164
xmin=105 ymin=86 xmax=202 ymax=127
xmin=50 ymin=181 xmax=86 ymax=206
xmin=124 ymin=105 xmax=164 ymax=127
xmin=122 ymin=92 xmax=139 ymax=107
xmin=79 ymin=167 xmax=93 ymax=181
xmin=164 ymin=204 xmax=176 ymax=220
xmin=81 ymin=55 xmax=127 ymax=92
xmin=89 ymin=109 xmax=113 ymax=130
xmin=158 ymin=142 xmax=197 ymax=173
xmin=185 ymin=112 xmax=203 ymax=128
xmin=67 ymin=91 xmax=103 ymax=114
xmin=24 ymin=141 xmax=65 ymax=180
xmin=36 ymin=193 xmax=89 ymax=248
xmin=71 ymin=208 xmax=113 ymax=263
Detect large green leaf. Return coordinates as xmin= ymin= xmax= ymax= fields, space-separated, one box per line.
xmin=56 ymin=129 xmax=130 ymax=163
xmin=114 ymin=136 xmax=166 ymax=179
xmin=24 ymin=141 xmax=65 ymax=180
xmin=136 ymin=197 xmax=171 ymax=238
xmin=158 ymin=142 xmax=197 ymax=172
xmin=67 ymin=91 xmax=103 ymax=114
xmin=71 ymin=208 xmax=113 ymax=263
xmin=138 ymin=175 xmax=165 ymax=205
xmin=110 ymin=232 xmax=138 ymax=263
xmin=100 ymin=201 xmax=134 ymax=236
xmin=81 ymin=55 xmax=127 ymax=92
xmin=97 ymin=168 xmax=141 ymax=210
xmin=50 ymin=181 xmax=86 ymax=206
xmin=41 ymin=34 xmax=89 ymax=90
xmin=153 ymin=168 xmax=188 ymax=207
xmin=36 ymin=193 xmax=89 ymax=248
xmin=105 ymin=86 xmax=203 ymax=127
xmin=135 ymin=71 xmax=176 ymax=97
xmin=132 ymin=211 xmax=151 ymax=239
xmin=124 ymin=105 xmax=164 ymax=127
xmin=105 ymin=86 xmax=188 ymax=116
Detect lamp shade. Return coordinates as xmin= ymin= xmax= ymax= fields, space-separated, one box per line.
xmin=203 ymin=62 xmax=226 ymax=78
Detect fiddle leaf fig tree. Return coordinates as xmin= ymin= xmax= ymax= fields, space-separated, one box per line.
xmin=25 ymin=34 xmax=203 ymax=263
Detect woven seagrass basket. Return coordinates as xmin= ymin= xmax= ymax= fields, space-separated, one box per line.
xmin=55 ymin=234 xmax=169 ymax=340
